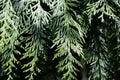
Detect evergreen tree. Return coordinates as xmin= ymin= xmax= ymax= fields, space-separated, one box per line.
xmin=0 ymin=0 xmax=120 ymax=80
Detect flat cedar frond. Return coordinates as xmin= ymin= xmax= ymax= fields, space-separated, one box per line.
xmin=0 ymin=0 xmax=19 ymax=80
xmin=85 ymin=0 xmax=119 ymax=23
xmin=17 ymin=0 xmax=50 ymax=80
xmin=52 ymin=0 xmax=85 ymax=80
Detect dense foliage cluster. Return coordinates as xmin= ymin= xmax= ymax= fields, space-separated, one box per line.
xmin=0 ymin=0 xmax=120 ymax=80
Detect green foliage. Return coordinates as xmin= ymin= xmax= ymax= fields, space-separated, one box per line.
xmin=13 ymin=0 xmax=51 ymax=80
xmin=0 ymin=0 xmax=19 ymax=80
xmin=85 ymin=19 xmax=108 ymax=80
xmin=86 ymin=0 xmax=119 ymax=22
xmin=103 ymin=19 xmax=120 ymax=79
xmin=51 ymin=0 xmax=85 ymax=80
xmin=0 ymin=0 xmax=120 ymax=80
